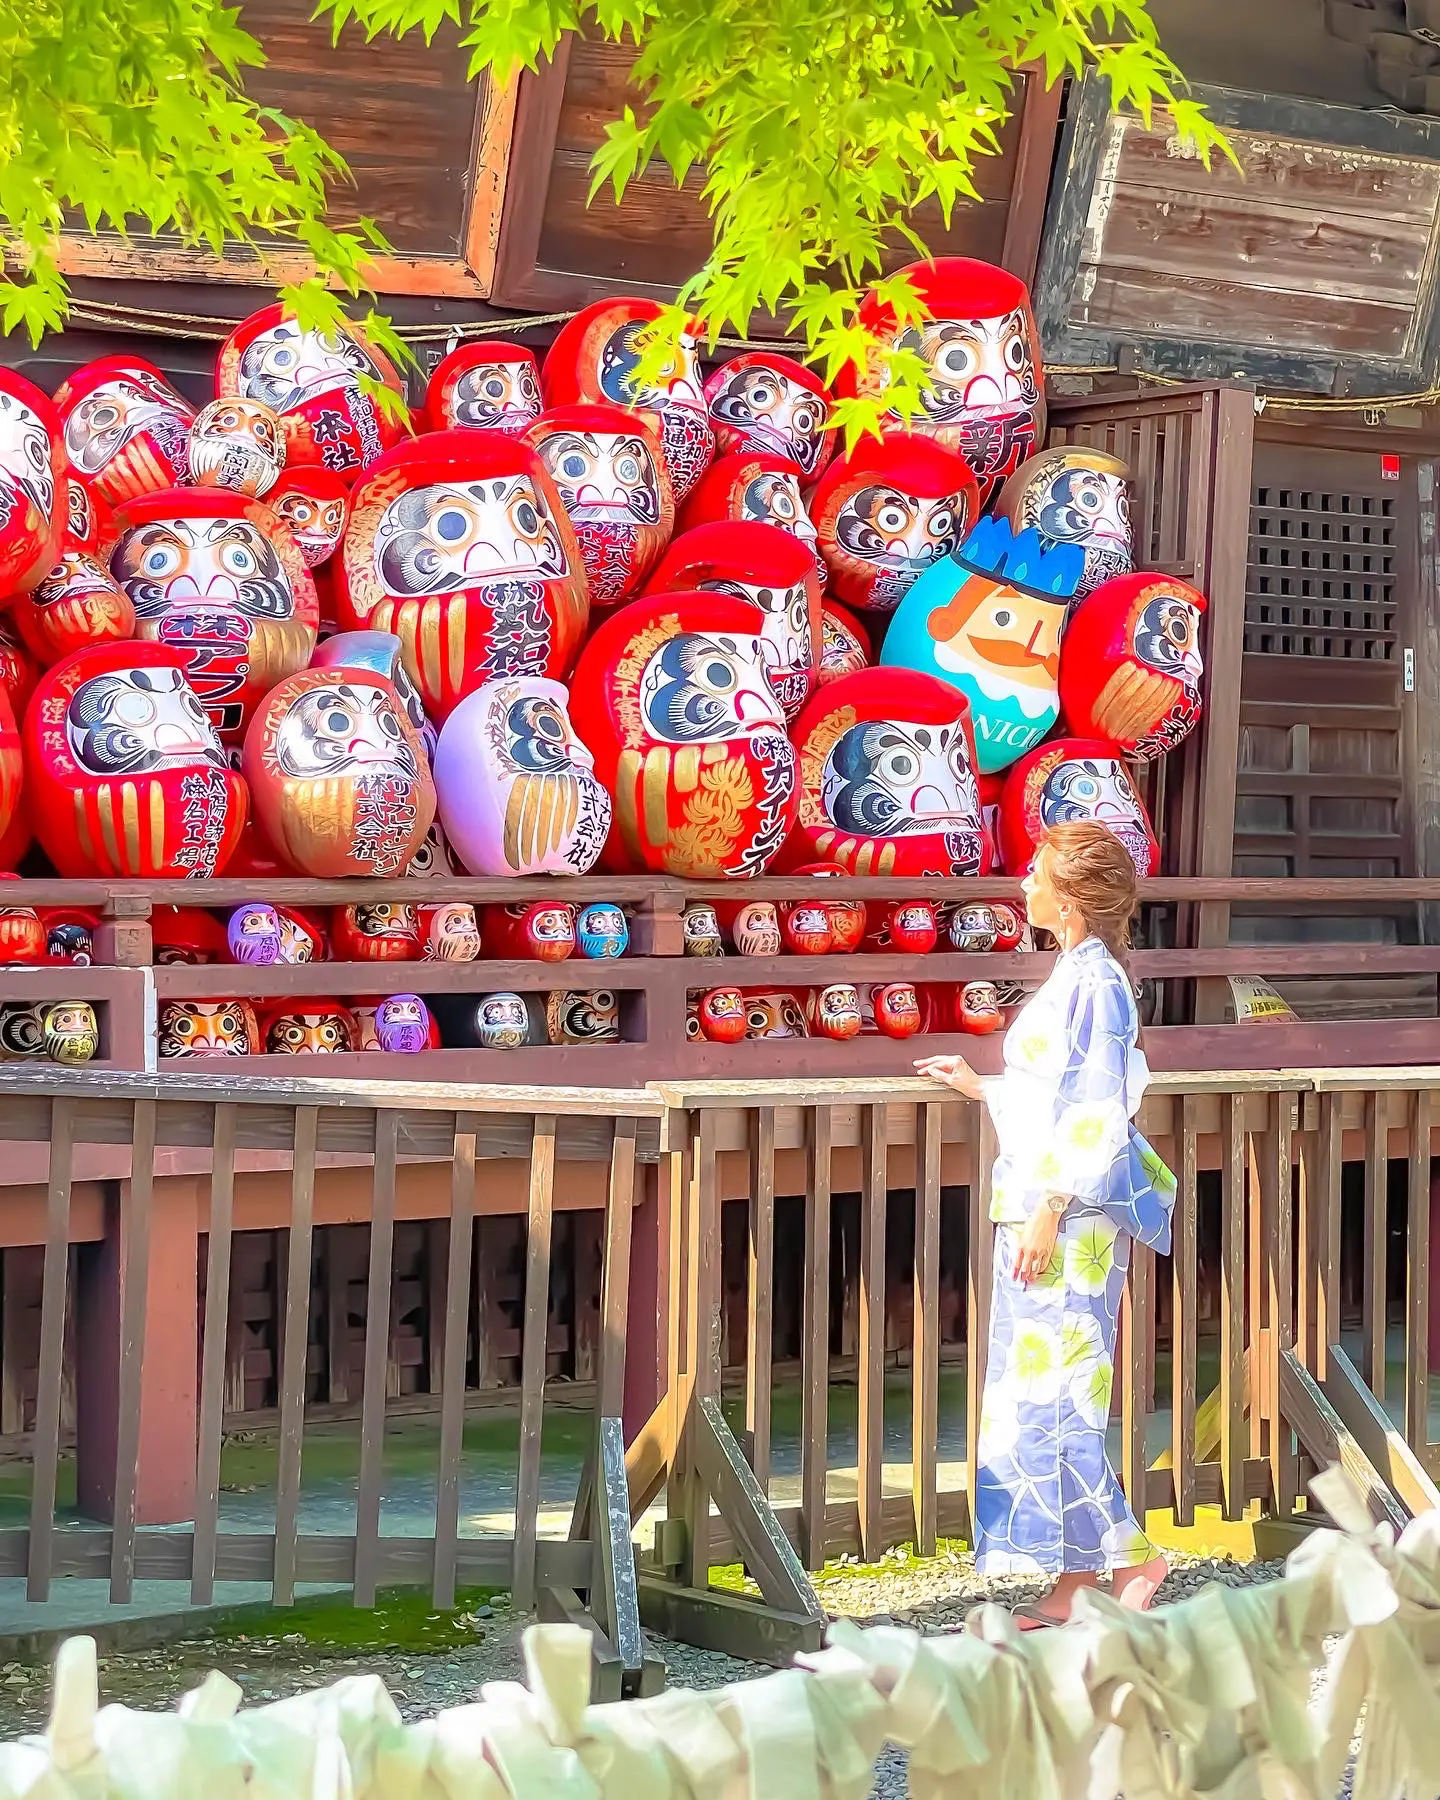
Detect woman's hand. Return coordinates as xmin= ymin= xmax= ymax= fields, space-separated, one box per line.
xmin=914 ymin=1053 xmax=983 ymax=1101
xmin=1012 ymin=1203 xmax=1064 ymax=1285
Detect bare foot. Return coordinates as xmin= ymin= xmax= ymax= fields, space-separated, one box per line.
xmin=1013 ymin=1570 xmax=1102 ymax=1629
xmin=1110 ymin=1553 xmax=1168 ymax=1611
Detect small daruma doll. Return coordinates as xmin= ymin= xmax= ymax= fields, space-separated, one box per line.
xmin=433 ymin=676 xmax=611 ymax=877
xmin=703 ymin=353 xmax=832 ymax=477
xmin=158 ymin=999 xmax=260 ymax=1057
xmin=374 ymin=994 xmax=432 ymax=1053
xmin=9 ymin=546 xmax=135 ymax=664
xmin=785 ymin=667 xmax=988 ymax=877
xmin=542 ymin=299 xmax=714 ymax=503
xmin=818 ymin=604 xmax=870 ymax=687
xmin=697 ymin=987 xmax=747 ymax=1045
xmin=267 ymin=467 xmax=350 ymax=569
xmin=811 ymin=432 xmax=977 ymax=612
xmin=228 ymin=902 xmax=284 ymax=964
xmin=883 ymin=516 xmax=1083 ymax=774
xmin=54 ymin=356 xmax=194 ymax=506
xmin=525 ymin=404 xmax=672 ymax=606
xmin=187 ymin=398 xmax=285 ymax=497
xmin=262 ymin=1000 xmax=358 ymax=1054
xmin=242 ymin=666 xmax=436 ymax=877
xmin=647 ymin=521 xmax=822 ymax=721
xmin=421 ymin=902 xmax=481 ymax=961
xmin=340 ymin=429 xmax=590 ymax=720
xmin=678 ymin=453 xmax=820 ymax=573
xmin=333 ymin=902 xmax=422 ymax=962
xmin=425 ymin=342 xmax=542 ymax=437
xmin=995 ymin=448 xmax=1133 ymax=602
xmin=576 ymin=902 xmax=628 ymax=959
xmin=1000 ymin=737 xmax=1160 ymax=878
xmin=847 ymin=257 xmax=1046 ymax=500
xmin=111 ymin=487 xmax=319 ymax=742
xmin=25 ymin=642 xmax=246 ymax=878
xmin=568 ymin=593 xmax=799 ymax=877
xmin=0 ymin=371 xmax=65 ymax=594
xmin=808 ymin=983 xmax=862 ymax=1041
xmin=1059 ymin=573 xmax=1207 ymax=759
xmin=216 ymin=303 xmax=408 ymax=480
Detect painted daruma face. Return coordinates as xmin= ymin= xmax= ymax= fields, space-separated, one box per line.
xmin=267 ymin=467 xmax=350 ymax=568
xmin=1059 ymin=573 xmax=1207 ymax=760
xmin=786 ymin=667 xmax=988 ymax=877
xmin=679 ymin=454 xmax=820 ymax=575
xmin=9 ymin=547 xmax=136 ymax=664
xmin=187 ymin=398 xmax=285 ymax=498
xmin=264 ymin=1004 xmax=357 ymax=1054
xmin=217 ymin=304 xmax=408 ymax=479
xmin=25 ymin=642 xmax=247 ymax=879
xmin=646 ymin=521 xmax=822 ymax=722
xmin=54 ymin=357 xmax=193 ymax=506
xmin=111 ymin=488 xmax=319 ymax=742
xmin=375 ymin=994 xmax=431 ymax=1053
xmin=811 ymin=432 xmax=978 ymax=612
xmin=425 ymin=343 xmax=542 ymax=437
xmin=0 ymin=372 xmax=64 ymax=595
xmin=703 ymin=353 xmax=832 ymax=476
xmin=996 ymin=449 xmax=1133 ymax=602
xmin=525 ymin=404 xmax=673 ymax=606
xmin=242 ymin=667 xmax=437 ymax=878
xmin=542 ymin=299 xmax=714 ymax=503
xmin=848 ymin=257 xmax=1046 ymax=500
xmin=882 ymin=516 xmax=1083 ymax=775
xmin=158 ymin=1000 xmax=259 ymax=1057
xmin=311 ymin=629 xmax=435 ymax=762
xmin=568 ymin=594 xmax=799 ymax=878
xmin=433 ymin=675 xmax=611 ymax=877
xmin=422 ymin=902 xmax=481 ymax=961
xmin=43 ymin=1002 xmax=98 ymax=1064
xmin=340 ymin=430 xmax=589 ymax=721
xmin=999 ymin=736 xmax=1160 ymax=878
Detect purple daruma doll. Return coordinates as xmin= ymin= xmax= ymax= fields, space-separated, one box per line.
xmin=228 ymin=902 xmax=283 ymax=965
xmin=374 ymin=993 xmax=431 ymax=1053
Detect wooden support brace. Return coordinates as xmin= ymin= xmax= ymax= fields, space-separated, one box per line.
xmin=636 ymin=1575 xmax=823 ymax=1667
xmin=1322 ymin=1344 xmax=1440 ymax=1519
xmin=596 ymin=1414 xmax=658 ymax=1696
xmin=1277 ymin=1348 xmax=1407 ymax=1535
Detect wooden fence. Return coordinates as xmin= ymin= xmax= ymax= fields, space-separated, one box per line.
xmin=0 ymin=1063 xmax=1432 ymax=1665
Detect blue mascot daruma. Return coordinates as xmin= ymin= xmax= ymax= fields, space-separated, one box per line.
xmin=881 ymin=516 xmax=1082 ymax=774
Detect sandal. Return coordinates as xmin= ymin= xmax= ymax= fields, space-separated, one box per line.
xmin=1110 ymin=1553 xmax=1169 ymax=1612
xmin=1011 ymin=1602 xmax=1066 ymax=1630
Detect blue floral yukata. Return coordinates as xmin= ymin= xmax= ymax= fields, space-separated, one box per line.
xmin=974 ymin=936 xmax=1175 ymax=1577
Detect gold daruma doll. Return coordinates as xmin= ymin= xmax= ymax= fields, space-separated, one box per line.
xmin=242 ymin=666 xmax=437 ymax=877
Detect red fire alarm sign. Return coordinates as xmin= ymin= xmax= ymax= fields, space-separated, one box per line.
xmin=1382 ymin=454 xmax=1402 ymax=480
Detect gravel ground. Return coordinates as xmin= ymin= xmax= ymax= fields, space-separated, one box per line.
xmin=0 ymin=1547 xmax=1291 ymax=1798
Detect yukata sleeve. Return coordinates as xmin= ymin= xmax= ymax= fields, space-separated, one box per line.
xmin=1030 ymin=971 xmax=1135 ymax=1218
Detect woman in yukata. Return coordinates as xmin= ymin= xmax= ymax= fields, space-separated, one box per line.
xmin=916 ymin=819 xmax=1175 ymax=1627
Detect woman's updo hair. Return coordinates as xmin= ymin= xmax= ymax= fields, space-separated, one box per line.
xmin=1038 ymin=821 xmax=1140 ymax=962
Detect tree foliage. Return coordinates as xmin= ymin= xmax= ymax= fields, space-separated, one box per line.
xmin=0 ymin=0 xmax=1223 ymax=428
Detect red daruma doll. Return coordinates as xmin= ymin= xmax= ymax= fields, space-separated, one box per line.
xmin=110 ymin=487 xmax=318 ymax=743
xmin=525 ymin=404 xmax=673 ymax=606
xmin=1059 ymin=573 xmax=1207 ymax=760
xmin=703 ymin=352 xmax=833 ymax=477
xmin=678 ymin=452 xmax=821 ymax=575
xmin=339 ymin=429 xmax=589 ymax=721
xmin=568 ymin=592 xmax=799 ymax=877
xmin=543 ymin=298 xmax=714 ymax=503
xmin=25 ymin=642 xmax=247 ymax=878
xmin=1000 ymin=736 xmax=1160 ymax=878
xmin=0 ymin=689 xmax=20 ymax=853
xmin=845 ymin=256 xmax=1047 ymax=502
xmin=0 ymin=371 xmax=65 ymax=595
xmin=785 ymin=667 xmax=989 ymax=877
xmin=242 ymin=667 xmax=436 ymax=878
xmin=216 ymin=304 xmax=408 ymax=481
xmin=425 ymin=343 xmax=542 ymax=437
xmin=646 ymin=521 xmax=821 ymax=722
xmin=54 ymin=356 xmax=193 ymax=507
xmin=811 ymin=431 xmax=977 ymax=613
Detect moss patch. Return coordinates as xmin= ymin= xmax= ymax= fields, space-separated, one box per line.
xmin=211 ymin=1585 xmax=503 ymax=1655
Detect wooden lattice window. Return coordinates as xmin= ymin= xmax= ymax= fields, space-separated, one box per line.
xmin=1244 ymin=484 xmax=1398 ymax=660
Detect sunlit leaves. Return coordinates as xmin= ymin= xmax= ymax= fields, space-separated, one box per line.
xmin=0 ymin=0 xmax=389 ymax=343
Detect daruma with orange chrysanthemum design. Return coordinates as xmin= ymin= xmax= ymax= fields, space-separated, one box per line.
xmin=24 ymin=642 xmax=247 ymax=878
xmin=338 ymin=429 xmax=590 ymax=721
xmin=242 ymin=666 xmax=436 ymax=878
xmin=568 ymin=593 xmax=798 ymax=878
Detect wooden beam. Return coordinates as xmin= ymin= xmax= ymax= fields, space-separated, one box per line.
xmin=1322 ymin=1344 xmax=1440 ymax=1519
xmin=1277 ymin=1349 xmax=1407 ymax=1535
xmin=636 ymin=1576 xmax=823 ymax=1667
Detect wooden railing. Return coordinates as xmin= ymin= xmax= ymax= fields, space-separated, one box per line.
xmin=10 ymin=874 xmax=1440 ymax=1085
xmin=0 ymin=1060 xmax=1432 ymax=1658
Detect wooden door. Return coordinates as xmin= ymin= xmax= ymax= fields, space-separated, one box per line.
xmin=1233 ymin=438 xmax=1432 ymax=1017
